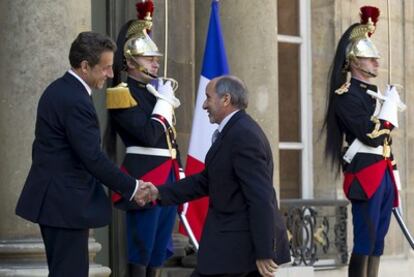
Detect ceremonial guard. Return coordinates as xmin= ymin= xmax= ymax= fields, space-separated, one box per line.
xmin=323 ymin=6 xmax=405 ymax=277
xmin=104 ymin=1 xmax=182 ymax=276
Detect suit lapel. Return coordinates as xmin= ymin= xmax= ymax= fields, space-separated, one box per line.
xmin=205 ymin=134 xmax=223 ymax=165
xmin=205 ymin=110 xmax=245 ymax=165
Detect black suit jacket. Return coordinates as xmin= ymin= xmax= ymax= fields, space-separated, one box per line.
xmin=16 ymin=72 xmax=136 ymax=229
xmin=158 ymin=110 xmax=291 ymax=274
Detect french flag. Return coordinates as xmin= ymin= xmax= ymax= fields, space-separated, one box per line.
xmin=179 ymin=0 xmax=229 ymax=242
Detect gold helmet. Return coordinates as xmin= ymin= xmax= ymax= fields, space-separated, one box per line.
xmin=124 ymin=0 xmax=162 ymax=59
xmin=345 ymin=6 xmax=380 ymax=69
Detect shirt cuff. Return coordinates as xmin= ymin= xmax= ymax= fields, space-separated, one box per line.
xmin=129 ymin=180 xmax=140 ymax=201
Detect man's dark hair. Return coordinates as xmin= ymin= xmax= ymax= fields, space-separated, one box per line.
xmin=215 ymin=75 xmax=249 ymax=109
xmin=69 ymin=31 xmax=117 ymax=68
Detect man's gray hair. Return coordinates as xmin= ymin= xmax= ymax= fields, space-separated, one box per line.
xmin=215 ymin=75 xmax=248 ymax=109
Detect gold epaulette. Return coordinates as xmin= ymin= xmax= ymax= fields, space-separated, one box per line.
xmin=106 ymin=82 xmax=138 ymax=109
xmin=335 ymin=82 xmax=350 ymax=95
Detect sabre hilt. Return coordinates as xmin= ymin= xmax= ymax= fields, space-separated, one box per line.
xmin=161 ymin=77 xmax=179 ymax=92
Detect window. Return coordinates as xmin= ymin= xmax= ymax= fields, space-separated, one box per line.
xmin=278 ymin=0 xmax=313 ymax=199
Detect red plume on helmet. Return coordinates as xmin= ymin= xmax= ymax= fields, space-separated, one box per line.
xmin=135 ymin=0 xmax=154 ymax=34
xmin=360 ymin=6 xmax=380 ymax=37
xmin=136 ymin=0 xmax=154 ymax=20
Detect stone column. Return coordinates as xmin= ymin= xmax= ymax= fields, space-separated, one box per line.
xmin=0 ymin=1 xmax=109 ymax=276
xmin=195 ymin=0 xmax=280 ymax=190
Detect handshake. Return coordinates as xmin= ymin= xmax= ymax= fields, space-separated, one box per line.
xmin=133 ymin=181 xmax=160 ymax=207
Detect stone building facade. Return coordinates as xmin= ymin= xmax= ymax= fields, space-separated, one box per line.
xmin=0 ymin=0 xmax=413 ymax=276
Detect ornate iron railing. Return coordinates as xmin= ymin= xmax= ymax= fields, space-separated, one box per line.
xmin=280 ymin=199 xmax=349 ymax=269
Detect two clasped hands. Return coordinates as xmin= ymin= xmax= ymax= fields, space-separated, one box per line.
xmin=133 ymin=181 xmax=159 ymax=206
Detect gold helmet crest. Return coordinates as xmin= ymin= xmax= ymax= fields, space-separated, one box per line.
xmin=124 ymin=0 xmax=162 ymax=59
xmin=345 ymin=6 xmax=380 ymax=69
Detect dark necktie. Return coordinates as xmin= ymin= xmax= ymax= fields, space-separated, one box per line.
xmin=211 ymin=129 xmax=220 ymax=144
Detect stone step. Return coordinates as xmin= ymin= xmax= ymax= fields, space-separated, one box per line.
xmin=160 ymin=267 xmax=194 ymax=277
xmin=159 ymin=266 xmax=314 ymax=277
xmin=0 ymin=264 xmax=111 ymax=277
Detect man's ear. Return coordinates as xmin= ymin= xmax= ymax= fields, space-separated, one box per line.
xmin=80 ymin=60 xmax=89 ymax=73
xmin=125 ymin=58 xmax=135 ymax=69
xmin=349 ymin=58 xmax=359 ymax=70
xmin=223 ymin=93 xmax=231 ymax=106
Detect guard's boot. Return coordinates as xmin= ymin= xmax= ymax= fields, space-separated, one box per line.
xmin=367 ymin=256 xmax=380 ymax=277
xmin=146 ymin=267 xmax=161 ymax=277
xmin=129 ymin=264 xmax=147 ymax=277
xmin=348 ymin=253 xmax=369 ymax=277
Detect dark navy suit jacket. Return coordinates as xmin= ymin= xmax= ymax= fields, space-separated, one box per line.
xmin=158 ymin=110 xmax=291 ymax=274
xmin=16 ymin=72 xmax=136 ymax=228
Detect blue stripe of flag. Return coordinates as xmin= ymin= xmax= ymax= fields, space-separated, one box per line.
xmin=201 ymin=0 xmax=230 ymax=79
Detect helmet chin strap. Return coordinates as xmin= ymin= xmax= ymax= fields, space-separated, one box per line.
xmin=129 ymin=56 xmax=158 ymax=79
xmin=137 ymin=65 xmax=158 ymax=79
xmin=359 ymin=67 xmax=377 ymax=78
xmin=355 ymin=62 xmax=377 ymax=78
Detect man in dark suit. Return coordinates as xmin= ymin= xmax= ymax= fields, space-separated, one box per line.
xmin=138 ymin=75 xmax=291 ymax=277
xmin=15 ymin=32 xmax=147 ymax=277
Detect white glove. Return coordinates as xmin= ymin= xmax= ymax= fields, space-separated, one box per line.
xmin=368 ymin=86 xmax=406 ymax=111
xmin=386 ymin=85 xmax=406 ymax=111
xmin=152 ymin=98 xmax=173 ymax=125
xmin=149 ymin=79 xmax=178 ymax=126
xmin=147 ymin=79 xmax=180 ymax=108
xmin=378 ymin=85 xmax=401 ymax=128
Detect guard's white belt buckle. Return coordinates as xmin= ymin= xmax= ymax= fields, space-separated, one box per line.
xmin=126 ymin=146 xmax=172 ymax=157
xmin=343 ymin=139 xmax=383 ymax=163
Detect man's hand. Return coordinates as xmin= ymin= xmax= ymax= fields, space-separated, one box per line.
xmin=256 ymin=259 xmax=278 ymax=277
xmin=133 ymin=181 xmax=159 ymax=206
xmin=141 ymin=181 xmax=159 ymax=202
